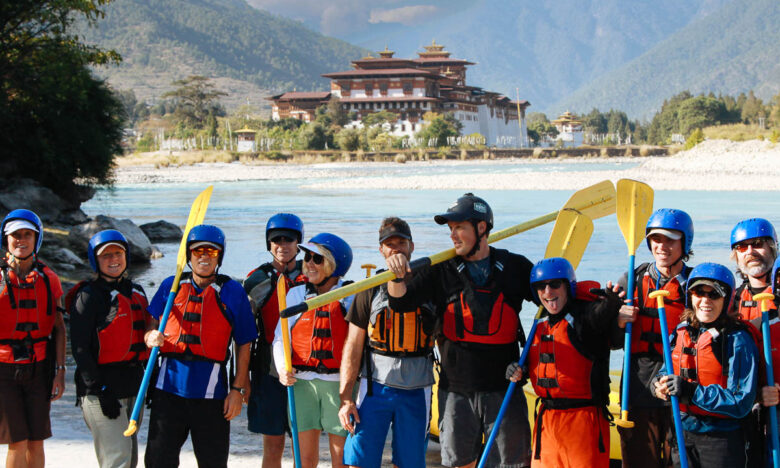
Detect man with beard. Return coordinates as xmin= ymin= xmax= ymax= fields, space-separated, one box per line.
xmin=729 ymin=217 xmax=777 ymax=467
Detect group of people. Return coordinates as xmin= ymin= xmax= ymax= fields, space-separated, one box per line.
xmin=0 ymin=194 xmax=779 ymax=468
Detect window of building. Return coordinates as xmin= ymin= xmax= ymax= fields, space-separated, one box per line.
xmin=341 ymin=82 xmax=350 ymax=91
xmin=401 ymin=124 xmax=406 ymax=131
xmin=379 ymin=82 xmax=388 ymax=94
xmin=365 ymin=83 xmax=373 ymax=96
xmin=402 ymin=81 xmax=413 ymax=94
xmin=369 ymin=103 xmax=374 ymax=110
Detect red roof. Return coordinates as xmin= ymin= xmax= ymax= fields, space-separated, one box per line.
xmin=268 ymin=92 xmax=331 ymax=101
xmin=322 ymin=68 xmax=436 ymax=78
xmin=413 ymin=58 xmax=475 ymax=65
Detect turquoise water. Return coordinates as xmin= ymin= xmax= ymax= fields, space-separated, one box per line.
xmin=84 ymin=164 xmax=780 ymax=368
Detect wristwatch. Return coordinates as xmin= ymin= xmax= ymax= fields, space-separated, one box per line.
xmin=231 ymin=386 xmax=246 ymax=396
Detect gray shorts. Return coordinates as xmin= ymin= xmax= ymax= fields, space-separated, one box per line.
xmin=438 ymin=387 xmax=531 ymax=468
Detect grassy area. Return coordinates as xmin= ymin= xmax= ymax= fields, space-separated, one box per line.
xmin=703 ymin=123 xmax=779 ymax=142
xmin=116 ymin=150 xmax=242 ymax=167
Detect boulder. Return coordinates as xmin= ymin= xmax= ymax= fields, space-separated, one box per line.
xmin=140 ymin=220 xmax=183 ymax=242
xmin=68 ymin=215 xmax=153 ymax=264
xmin=44 ymin=247 xmax=86 ymax=268
xmin=0 ymin=178 xmax=68 ymax=223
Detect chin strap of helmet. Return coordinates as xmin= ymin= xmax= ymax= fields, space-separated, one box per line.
xmin=466 ymin=220 xmax=485 ymax=259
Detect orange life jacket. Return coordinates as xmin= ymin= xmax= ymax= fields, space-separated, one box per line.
xmin=442 ymin=252 xmax=522 ymax=346
xmin=529 ymin=313 xmax=594 ymax=401
xmin=290 ymin=286 xmax=348 ymax=374
xmin=0 ymin=261 xmax=56 ymax=364
xmin=97 ymin=285 xmax=150 ymax=364
xmin=252 ymin=264 xmax=306 ymax=344
xmin=161 ymin=274 xmax=233 ymax=363
xmin=736 ymin=283 xmax=777 ymax=322
xmin=367 ymin=287 xmax=434 ymax=357
xmin=671 ymin=321 xmax=762 ymax=419
xmin=632 ymin=263 xmax=689 ymax=358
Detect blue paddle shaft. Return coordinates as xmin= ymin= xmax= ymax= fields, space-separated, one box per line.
xmin=761 ymin=311 xmax=780 ymax=468
xmin=657 ymin=300 xmax=689 ymax=468
xmin=477 ymin=318 xmax=541 ymax=468
xmin=129 ymin=290 xmax=177 ymax=425
xmin=286 ymin=386 xmax=303 ymax=468
xmin=620 ymin=255 xmax=637 ymax=415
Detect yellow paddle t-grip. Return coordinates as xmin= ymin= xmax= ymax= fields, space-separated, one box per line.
xmin=361 ymin=264 xmax=377 ymax=278
xmin=648 ymin=290 xmax=671 ymax=307
xmin=755 ymin=293 xmax=775 ymax=312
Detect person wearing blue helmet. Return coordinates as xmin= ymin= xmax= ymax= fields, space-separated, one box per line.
xmin=68 ymin=229 xmax=152 ymax=468
xmin=506 ymin=257 xmax=632 ymax=467
xmin=730 ymin=218 xmax=778 ymax=323
xmin=243 ymin=213 xmax=306 ymax=468
xmin=617 ymin=207 xmax=694 ymax=468
xmin=0 ymin=209 xmax=66 ymax=468
xmin=143 ymin=224 xmax=257 ymax=468
xmin=273 ymin=232 xmax=354 ymax=468
xmin=653 ymin=263 xmax=759 ymax=468
xmin=384 ymin=193 xmax=536 ymax=468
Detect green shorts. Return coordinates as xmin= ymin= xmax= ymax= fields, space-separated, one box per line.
xmin=292 ymin=378 xmax=347 ymax=436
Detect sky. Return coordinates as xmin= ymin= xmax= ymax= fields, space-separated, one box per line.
xmin=245 ymin=0 xmax=472 ymax=39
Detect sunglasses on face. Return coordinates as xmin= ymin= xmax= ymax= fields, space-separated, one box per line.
xmin=271 ymin=236 xmax=295 ymax=244
xmin=690 ymin=288 xmax=723 ymax=300
xmin=734 ymin=239 xmax=766 ymax=253
xmin=191 ymin=247 xmax=220 ymax=258
xmin=534 ymin=279 xmax=564 ymax=290
xmin=304 ymin=251 xmax=324 ymax=265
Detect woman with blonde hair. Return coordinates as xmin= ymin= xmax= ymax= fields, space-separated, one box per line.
xmin=653 ymin=262 xmax=759 ymax=468
xmin=273 ymin=233 xmax=353 ymax=468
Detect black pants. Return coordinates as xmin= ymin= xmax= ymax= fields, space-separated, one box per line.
xmin=617 ymin=406 xmax=674 ymax=468
xmin=672 ymin=428 xmax=746 ymax=468
xmin=144 ymin=389 xmax=230 ymax=468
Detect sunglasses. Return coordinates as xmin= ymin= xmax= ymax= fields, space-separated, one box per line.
xmin=534 ymin=279 xmax=564 ymax=290
xmin=191 ymin=246 xmax=220 ymax=258
xmin=734 ymin=238 xmax=766 ymax=253
xmin=690 ymin=288 xmax=723 ymax=300
xmin=304 ymin=251 xmax=325 ymax=265
xmin=270 ymin=235 xmax=295 ymax=244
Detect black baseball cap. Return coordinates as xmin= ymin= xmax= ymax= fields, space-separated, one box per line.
xmin=434 ymin=193 xmax=493 ymax=228
xmin=379 ymin=222 xmax=412 ymax=243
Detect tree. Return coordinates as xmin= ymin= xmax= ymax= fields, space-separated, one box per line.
xmin=361 ymin=110 xmax=397 ymax=129
xmin=677 ymin=96 xmax=726 ymax=135
xmin=1 ymin=0 xmax=125 ymax=200
xmin=582 ymin=109 xmax=607 ymax=134
xmin=162 ymin=76 xmax=227 ymax=129
xmin=415 ymin=112 xmax=461 ymax=147
xmin=740 ymin=91 xmax=767 ymax=125
xmin=526 ymin=113 xmax=558 ymax=145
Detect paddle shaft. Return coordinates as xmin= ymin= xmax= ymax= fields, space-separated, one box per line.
xmin=757 ymin=293 xmax=780 ymax=468
xmin=620 ymin=254 xmax=637 ymax=423
xmin=278 ymin=280 xmax=303 ymax=468
xmin=650 ymin=292 xmax=689 ymax=468
xmin=477 ymin=309 xmax=542 ymax=468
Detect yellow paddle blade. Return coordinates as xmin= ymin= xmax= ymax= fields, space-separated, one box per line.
xmin=544 ymin=208 xmax=593 ymax=269
xmin=277 ymin=277 xmax=295 ymax=373
xmin=562 ymin=180 xmax=616 ymax=220
xmin=172 ymin=186 xmax=213 ymax=287
xmin=616 ymin=179 xmax=654 ymax=255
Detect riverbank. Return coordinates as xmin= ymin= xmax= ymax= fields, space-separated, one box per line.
xmin=113 ymin=140 xmax=780 ymax=191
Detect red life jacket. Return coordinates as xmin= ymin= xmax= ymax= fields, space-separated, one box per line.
xmin=671 ymin=320 xmax=762 ymax=419
xmin=97 ymin=285 xmax=150 ymax=364
xmin=735 ymin=283 xmax=776 ymax=322
xmin=251 ymin=263 xmax=306 ymax=344
xmin=0 ymin=261 xmax=56 ymax=364
xmin=529 ymin=313 xmax=594 ymax=401
xmin=290 ymin=285 xmax=348 ymax=374
xmin=161 ymin=274 xmax=233 ymax=363
xmin=632 ymin=263 xmax=690 ymax=357
xmin=442 ymin=252 xmax=522 ymax=346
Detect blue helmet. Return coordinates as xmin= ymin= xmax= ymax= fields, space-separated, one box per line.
xmin=772 ymin=257 xmax=780 ymax=297
xmin=87 ymin=230 xmax=129 ymax=273
xmin=1 ymin=209 xmax=44 ymax=254
xmin=530 ymin=257 xmax=577 ymax=303
xmin=187 ymin=224 xmax=226 ymax=266
xmin=265 ymin=213 xmax=303 ymax=250
xmin=685 ymin=262 xmax=735 ymax=313
xmin=646 ymin=208 xmax=694 ymax=255
xmin=303 ymin=233 xmax=352 ymax=278
xmin=730 ymin=218 xmax=777 ymax=249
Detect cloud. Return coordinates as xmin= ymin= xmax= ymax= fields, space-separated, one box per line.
xmin=369 ymin=5 xmax=440 ymax=25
